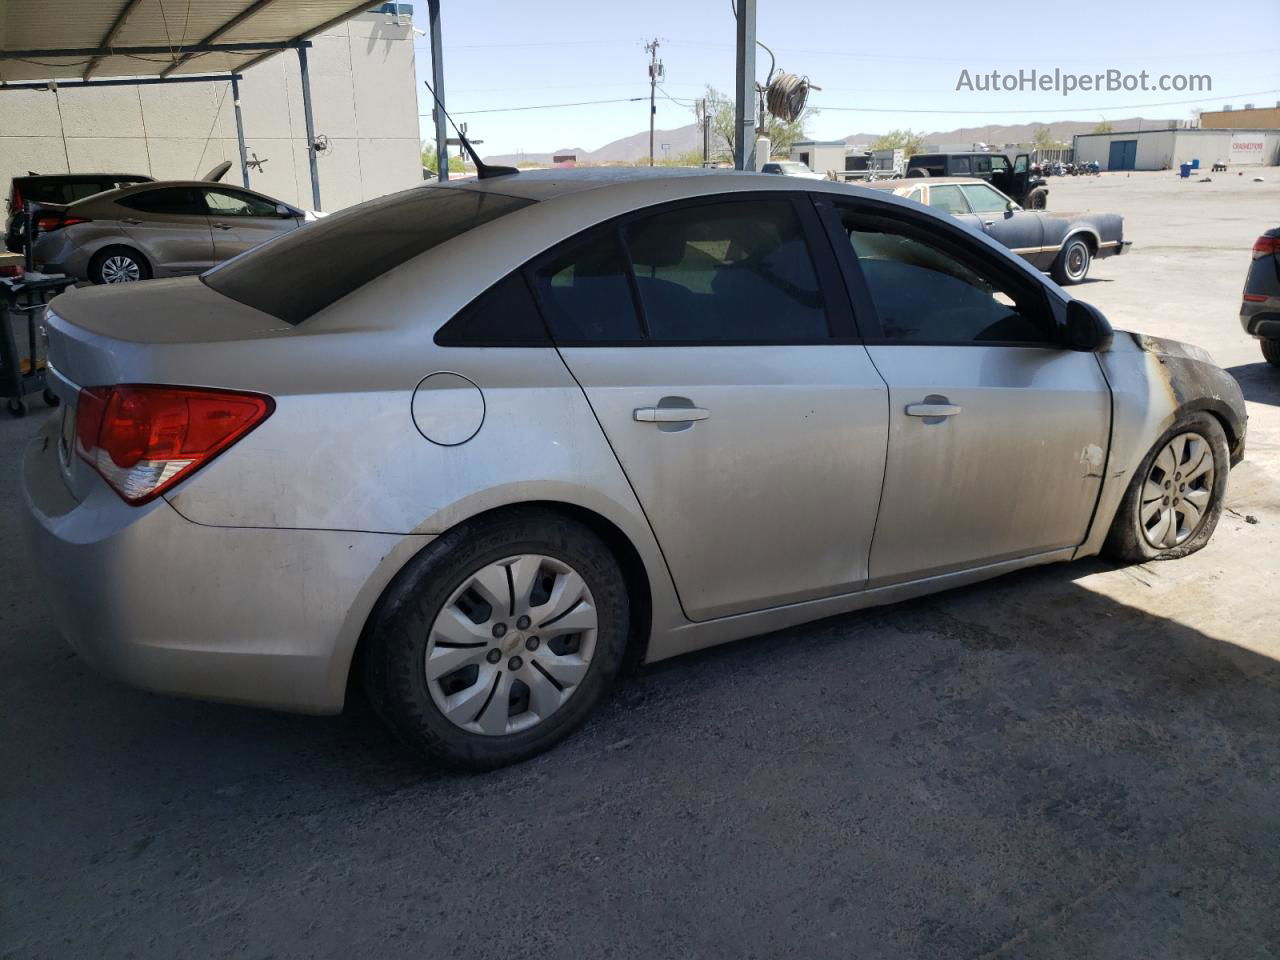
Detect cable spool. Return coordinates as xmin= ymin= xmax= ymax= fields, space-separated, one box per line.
xmin=764 ymin=72 xmax=813 ymax=123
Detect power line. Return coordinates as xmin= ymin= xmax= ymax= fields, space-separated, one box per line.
xmin=418 ymin=96 xmax=646 ymax=117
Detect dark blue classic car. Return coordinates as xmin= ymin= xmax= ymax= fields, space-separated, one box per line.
xmin=868 ymin=177 xmax=1130 ymax=285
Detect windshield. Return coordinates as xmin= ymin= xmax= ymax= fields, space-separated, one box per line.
xmin=202 ymin=186 xmax=533 ymax=325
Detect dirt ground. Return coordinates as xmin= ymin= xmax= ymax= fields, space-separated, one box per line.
xmin=2 ymin=169 xmax=1278 ymax=959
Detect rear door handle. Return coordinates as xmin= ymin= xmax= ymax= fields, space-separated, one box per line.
xmin=634 ymin=406 xmax=710 ymax=423
xmin=905 ymin=400 xmax=961 ymax=418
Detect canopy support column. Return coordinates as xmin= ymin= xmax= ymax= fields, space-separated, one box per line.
xmin=296 ymin=44 xmax=321 ymax=210
xmin=231 ymin=74 xmax=250 ymax=188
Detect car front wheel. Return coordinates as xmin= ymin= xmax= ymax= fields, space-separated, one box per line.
xmin=361 ymin=511 xmax=630 ymax=770
xmin=1104 ymin=412 xmax=1228 ymax=563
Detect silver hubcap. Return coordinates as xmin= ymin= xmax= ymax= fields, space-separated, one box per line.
xmin=1066 ymin=242 xmax=1088 ymax=279
xmin=1140 ymin=431 xmax=1215 ymax=548
xmin=100 ymin=255 xmax=140 ymax=283
xmin=425 ymin=554 xmax=598 ymax=736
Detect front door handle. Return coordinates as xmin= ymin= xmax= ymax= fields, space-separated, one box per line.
xmin=982 ymin=220 xmax=995 ymax=227
xmin=634 ymin=406 xmax=710 ymax=423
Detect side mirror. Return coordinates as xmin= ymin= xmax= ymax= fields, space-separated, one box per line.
xmin=275 ymin=203 xmax=294 ymax=218
xmin=1064 ymin=299 xmax=1113 ymax=352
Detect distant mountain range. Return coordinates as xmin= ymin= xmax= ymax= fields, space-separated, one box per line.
xmin=482 ymin=116 xmax=1174 ymax=165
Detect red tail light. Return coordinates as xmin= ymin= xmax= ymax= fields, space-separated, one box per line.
xmin=1253 ymin=235 xmax=1280 ymax=259
xmin=76 ymin=385 xmax=273 ymax=505
xmin=33 ymin=213 xmax=91 ymax=233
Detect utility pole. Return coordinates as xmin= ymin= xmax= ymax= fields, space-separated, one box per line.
xmin=697 ymin=98 xmax=710 ymax=166
xmin=733 ymin=0 xmax=757 ymax=170
xmin=645 ymin=38 xmax=663 ymax=167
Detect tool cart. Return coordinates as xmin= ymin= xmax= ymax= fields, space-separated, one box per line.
xmin=1 ymin=270 xmax=77 ymax=417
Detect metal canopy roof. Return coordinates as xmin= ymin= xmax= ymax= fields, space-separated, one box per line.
xmin=0 ymin=0 xmax=379 ymax=83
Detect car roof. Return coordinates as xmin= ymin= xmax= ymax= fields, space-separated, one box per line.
xmin=435 ymin=166 xmax=734 ymax=202
xmin=73 ymin=179 xmax=290 ymax=207
xmin=13 ymin=172 xmax=151 ymax=182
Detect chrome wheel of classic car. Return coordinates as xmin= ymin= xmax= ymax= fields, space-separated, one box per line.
xmin=1139 ymin=432 xmax=1215 ymax=548
xmin=1054 ymin=237 xmax=1092 ymax=284
xmin=425 ymin=554 xmax=599 ymax=736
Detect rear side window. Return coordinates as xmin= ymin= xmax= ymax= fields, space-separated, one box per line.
xmin=203 ymin=187 xmax=533 ymax=325
xmin=435 ymin=271 xmax=549 ymax=346
xmin=531 ymin=230 xmax=643 ymax=342
xmin=624 ymin=199 xmax=828 ymax=342
xmin=950 ymin=157 xmax=972 ymax=174
xmin=119 ymin=188 xmax=205 ymax=215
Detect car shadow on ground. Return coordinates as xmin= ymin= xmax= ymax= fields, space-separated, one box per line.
xmin=5 ymin=552 xmax=1280 ymax=957
xmin=1226 ymin=361 xmax=1280 ymax=406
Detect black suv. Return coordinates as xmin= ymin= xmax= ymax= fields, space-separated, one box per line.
xmin=906 ymin=152 xmax=1048 ymax=209
xmin=6 ymin=172 xmax=153 ymax=253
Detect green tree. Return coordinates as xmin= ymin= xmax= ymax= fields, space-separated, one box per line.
xmin=869 ymin=129 xmax=925 ymax=156
xmin=421 ymin=143 xmax=466 ymax=174
xmin=702 ymin=84 xmax=814 ymax=162
xmin=1092 ymin=121 xmax=1113 ymax=134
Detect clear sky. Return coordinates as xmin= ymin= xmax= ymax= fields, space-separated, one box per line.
xmin=408 ymin=0 xmax=1280 ymax=158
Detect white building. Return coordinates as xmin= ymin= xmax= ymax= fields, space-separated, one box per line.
xmin=0 ymin=5 xmax=422 ymax=211
xmin=1072 ymin=127 xmax=1280 ymax=172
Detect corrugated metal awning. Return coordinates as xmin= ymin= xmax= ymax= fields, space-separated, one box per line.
xmin=0 ymin=0 xmax=382 ymax=83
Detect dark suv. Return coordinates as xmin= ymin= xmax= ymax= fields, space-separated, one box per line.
xmin=1242 ymin=227 xmax=1280 ymax=367
xmin=906 ymin=152 xmax=1048 ymax=209
xmin=6 ymin=172 xmax=154 ymax=253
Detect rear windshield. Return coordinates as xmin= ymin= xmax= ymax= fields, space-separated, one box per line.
xmin=202 ymin=186 xmax=534 ymax=325
xmin=12 ymin=177 xmax=150 ymax=206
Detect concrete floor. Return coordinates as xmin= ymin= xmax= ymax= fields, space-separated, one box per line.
xmin=2 ymin=170 xmax=1278 ymax=959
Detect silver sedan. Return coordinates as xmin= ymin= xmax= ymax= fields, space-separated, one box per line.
xmin=21 ymin=169 xmax=1246 ymax=769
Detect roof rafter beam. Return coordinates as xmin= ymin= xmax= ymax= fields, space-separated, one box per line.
xmin=0 ymin=40 xmax=310 ymax=60
xmin=236 ymin=0 xmax=381 ymax=72
xmin=158 ymin=0 xmax=284 ymax=79
xmin=83 ymin=0 xmax=146 ymax=80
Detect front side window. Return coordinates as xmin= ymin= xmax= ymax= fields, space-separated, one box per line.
xmin=972 ymin=156 xmax=993 ymax=174
xmin=959 ymin=184 xmax=1011 ymax=214
xmin=624 ymin=199 xmax=828 ymax=342
xmin=203 ymin=189 xmax=279 ymax=217
xmin=840 ymin=213 xmax=1050 ymax=344
xmin=118 ymin=188 xmax=205 ymax=216
xmin=991 ymin=156 xmax=1010 ymax=173
xmin=927 ymin=184 xmax=970 ymax=215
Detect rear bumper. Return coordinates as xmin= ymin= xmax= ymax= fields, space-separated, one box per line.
xmin=20 ymin=416 xmax=431 ymax=714
xmin=1097 ymin=240 xmax=1131 ymax=260
xmin=1240 ymin=303 xmax=1280 ymax=339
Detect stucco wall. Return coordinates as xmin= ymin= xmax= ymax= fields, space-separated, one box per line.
xmin=1074 ymin=130 xmax=1280 ymax=170
xmin=0 ymin=11 xmax=421 ymax=212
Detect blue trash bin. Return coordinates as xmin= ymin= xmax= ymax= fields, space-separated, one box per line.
xmin=1179 ymin=162 xmax=1192 ymax=178
xmin=1190 ymin=158 xmax=1200 ymax=169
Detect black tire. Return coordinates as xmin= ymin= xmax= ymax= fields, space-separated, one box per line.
xmin=6 ymin=398 xmax=27 ymax=418
xmin=1026 ymin=187 xmax=1049 ymax=210
xmin=1103 ymin=412 xmax=1229 ymax=564
xmin=1262 ymin=338 xmax=1280 ymax=367
xmin=88 ymin=246 xmax=151 ymax=285
xmin=1051 ymin=235 xmax=1092 ymax=284
xmin=362 ymin=510 xmax=630 ymax=770
xmin=42 ymin=388 xmax=60 ymax=407
xmin=905 ymin=168 xmax=930 ymax=178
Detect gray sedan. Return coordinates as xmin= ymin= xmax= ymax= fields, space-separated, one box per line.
xmin=29 ymin=180 xmax=308 ymax=284
xmin=868 ymin=177 xmax=1130 ymax=284
xmin=21 ymin=169 xmax=1244 ymax=769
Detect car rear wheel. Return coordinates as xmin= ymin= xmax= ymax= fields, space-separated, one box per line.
xmin=89 ymin=246 xmax=150 ymax=284
xmin=1052 ymin=236 xmax=1091 ymax=284
xmin=1104 ymin=412 xmax=1228 ymax=563
xmin=361 ymin=511 xmax=630 ymax=770
xmin=1261 ymin=338 xmax=1280 ymax=367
